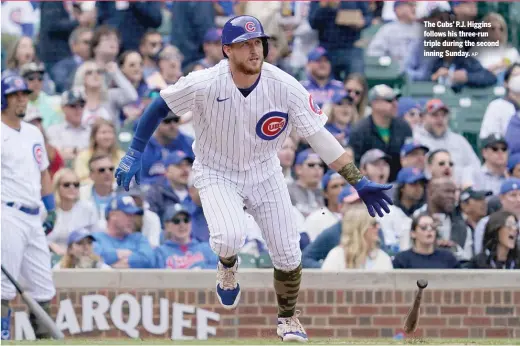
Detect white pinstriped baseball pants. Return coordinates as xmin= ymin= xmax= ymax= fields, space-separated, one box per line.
xmin=194 ymin=166 xmax=301 ymax=271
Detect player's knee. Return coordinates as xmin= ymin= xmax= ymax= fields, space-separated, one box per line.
xmin=210 ymin=232 xmax=246 ymax=258
xmin=271 ymin=248 xmax=302 ymax=272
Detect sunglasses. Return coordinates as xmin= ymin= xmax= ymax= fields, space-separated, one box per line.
xmin=26 ymin=75 xmax=43 ymax=82
xmin=490 ymin=146 xmax=507 ymax=152
xmin=85 ymin=69 xmax=104 ymax=76
xmin=306 ymin=162 xmax=323 ymax=168
xmin=163 ymin=117 xmax=179 ymax=124
xmin=67 ymin=103 xmax=85 ymax=109
xmin=346 ymin=88 xmax=362 ymax=96
xmin=62 ymin=181 xmax=80 ymax=188
xmin=171 ymin=216 xmax=190 ymax=225
xmin=407 ymin=110 xmax=421 ymax=117
xmin=329 ymin=183 xmax=347 ymax=189
xmin=96 ymin=166 xmax=115 ymax=173
xmin=438 ymin=161 xmax=454 ymax=167
xmin=381 ymin=98 xmax=397 ymax=103
xmin=418 ymin=224 xmax=435 ymax=231
xmin=505 ymin=220 xmax=519 ymax=231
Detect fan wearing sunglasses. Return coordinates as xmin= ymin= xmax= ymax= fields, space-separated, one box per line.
xmin=467 ymin=134 xmax=509 ymax=196
xmin=20 ymin=62 xmax=61 ymax=129
xmin=47 ymin=169 xmax=98 ymax=256
xmin=153 ymin=204 xmax=218 ymax=269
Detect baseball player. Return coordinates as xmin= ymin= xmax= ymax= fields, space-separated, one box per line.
xmin=1 ymin=75 xmax=57 ymax=340
xmin=116 ymin=15 xmax=392 ymax=342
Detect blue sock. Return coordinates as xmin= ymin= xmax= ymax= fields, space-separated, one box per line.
xmin=1 ymin=309 xmax=12 ymax=340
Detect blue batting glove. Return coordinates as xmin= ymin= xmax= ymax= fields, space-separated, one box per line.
xmin=115 ymin=149 xmax=142 ymax=191
xmin=354 ymin=177 xmax=393 ymax=217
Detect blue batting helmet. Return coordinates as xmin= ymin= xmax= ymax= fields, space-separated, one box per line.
xmin=221 ymin=15 xmax=270 ymax=58
xmin=1 ymin=75 xmax=32 ymax=111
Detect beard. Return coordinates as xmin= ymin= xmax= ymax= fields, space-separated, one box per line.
xmin=235 ymin=57 xmax=263 ymax=75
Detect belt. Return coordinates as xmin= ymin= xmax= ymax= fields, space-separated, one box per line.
xmin=5 ymin=202 xmax=40 ymax=215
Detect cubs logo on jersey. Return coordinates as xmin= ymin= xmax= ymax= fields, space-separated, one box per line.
xmin=308 ymin=95 xmax=322 ymax=115
xmin=255 ymin=111 xmax=288 ymax=141
xmin=32 ymin=143 xmax=43 ymax=165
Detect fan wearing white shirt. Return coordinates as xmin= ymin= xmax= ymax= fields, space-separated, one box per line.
xmin=321 ymin=204 xmax=393 ymax=271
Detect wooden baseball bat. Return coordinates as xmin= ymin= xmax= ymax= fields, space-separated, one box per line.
xmin=1 ymin=265 xmax=64 ymax=340
xmin=403 ymin=279 xmax=428 ymax=334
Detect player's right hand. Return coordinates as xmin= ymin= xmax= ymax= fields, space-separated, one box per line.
xmin=115 ymin=149 xmax=142 ymax=191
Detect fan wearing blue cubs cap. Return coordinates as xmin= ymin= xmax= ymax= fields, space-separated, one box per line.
xmin=115 ymin=14 xmax=393 ymax=342
xmin=509 ymin=153 xmax=520 ymax=179
xmin=400 ymin=140 xmax=429 ymax=171
xmin=53 ymin=228 xmax=111 ymax=270
xmin=1 ymin=75 xmax=58 ymax=339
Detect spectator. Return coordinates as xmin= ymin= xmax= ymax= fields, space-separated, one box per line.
xmin=300 ymin=47 xmax=344 ymax=108
xmin=466 ymin=134 xmax=509 ymax=195
xmin=308 ymin=1 xmax=371 ymax=80
xmin=430 ymin=37 xmax=496 ymax=92
xmin=304 ymin=171 xmax=346 ymax=242
xmin=54 ymin=229 xmax=111 ymax=270
xmin=90 ymin=25 xmax=121 ymax=70
xmin=415 ymin=99 xmax=480 ymax=184
xmin=349 ymin=85 xmax=412 ymax=181
xmin=324 ymin=92 xmax=357 ymax=147
xmin=479 ymin=63 xmax=520 ymax=139
xmin=505 ymin=109 xmax=520 ymax=156
xmin=47 ymin=168 xmax=98 ymax=256
xmin=425 ymin=149 xmax=455 ymax=182
xmin=400 ymin=140 xmax=429 ymax=171
xmin=192 ymin=28 xmax=224 ymax=71
xmin=322 ymin=204 xmax=393 ymax=270
xmin=146 ymin=151 xmax=193 ymax=222
xmin=360 ymin=149 xmax=391 ymax=186
xmin=411 ymin=177 xmax=473 ymax=261
xmin=459 ymin=187 xmax=492 ymax=233
xmin=51 ymin=27 xmax=93 ymax=93
xmin=2 ymin=36 xmax=55 ymax=94
xmin=474 ymin=178 xmax=520 ymax=254
xmin=264 ymin=35 xmax=293 ymax=75
xmin=393 ymin=167 xmax=427 ymax=218
xmin=344 ymin=73 xmax=369 ymax=118
xmin=141 ymin=112 xmax=195 ymax=183
xmin=367 ymin=1 xmax=421 ymax=71
xmin=117 ymin=50 xmax=150 ymax=125
xmin=23 ymin=104 xmax=64 ymax=177
xmin=79 ymin=154 xmax=117 ymax=227
xmin=474 ymin=13 xmax=519 ymax=82
xmin=116 ymin=184 xmax=162 ymax=248
xmin=92 ymin=195 xmax=154 ymax=268
xmin=38 ymin=1 xmax=95 ymax=70
xmin=182 ymin=173 xmax=210 ymax=243
xmin=509 ymin=153 xmax=520 ymax=179
xmin=47 ymin=89 xmax=90 ymax=162
xmin=397 ymin=97 xmax=423 ymax=132
xmin=393 ymin=213 xmax=460 ymax=269
xmin=139 ymin=30 xmax=163 ymax=78
xmin=95 ymin=1 xmax=162 ymax=52
xmin=74 ymin=119 xmax=125 ymax=182
xmin=287 ymin=149 xmax=326 ymax=217
xmin=170 ymin=1 xmax=215 ymax=67
xmin=157 ymin=45 xmax=184 ymax=86
xmin=278 ymin=137 xmax=297 ymax=184
xmin=20 ymin=62 xmax=61 ymax=129
xmin=466 ymin=210 xmax=519 ymax=269
xmin=72 ymin=60 xmax=138 ymax=127
xmin=154 ymin=204 xmax=217 ymax=269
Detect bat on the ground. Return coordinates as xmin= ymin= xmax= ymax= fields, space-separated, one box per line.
xmin=403 ymin=279 xmax=428 ymax=334
xmin=1 ymin=265 xmax=64 ymax=340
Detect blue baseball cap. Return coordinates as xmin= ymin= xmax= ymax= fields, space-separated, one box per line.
xmin=67 ymin=228 xmax=95 ymax=246
xmin=397 ymin=97 xmax=422 ymax=118
xmin=337 ymin=185 xmax=360 ymax=204
xmin=450 ymin=1 xmax=464 ymax=8
xmin=162 ymin=203 xmax=190 ymax=224
xmin=163 ymin=150 xmax=193 ymax=167
xmin=322 ymin=171 xmax=345 ymax=189
xmin=400 ymin=140 xmax=430 ymax=157
xmin=105 ymin=195 xmax=144 ymax=217
xmin=308 ymin=47 xmax=328 ymax=62
xmin=508 ymin=153 xmax=520 ymax=173
xmin=295 ymin=149 xmax=322 ymax=165
xmin=500 ymin=178 xmax=520 ymax=195
xmin=204 ymin=28 xmax=222 ymax=43
xmin=396 ymin=167 xmax=427 ymax=184
xmin=331 ymin=91 xmax=354 ymax=105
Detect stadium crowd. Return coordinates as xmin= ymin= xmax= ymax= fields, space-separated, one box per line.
xmin=2 ymin=1 xmax=520 ymax=271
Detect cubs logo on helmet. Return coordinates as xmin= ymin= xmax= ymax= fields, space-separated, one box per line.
xmin=256 ymin=111 xmax=288 ymax=141
xmin=244 ymin=21 xmax=256 ymax=32
xmin=308 ymin=95 xmax=322 ymax=115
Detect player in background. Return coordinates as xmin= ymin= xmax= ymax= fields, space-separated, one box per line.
xmin=1 ymin=75 xmax=57 ymax=340
xmin=116 ymin=15 xmax=392 ymax=342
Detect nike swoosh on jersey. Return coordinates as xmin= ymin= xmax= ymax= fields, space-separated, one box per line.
xmin=217 ymin=97 xmax=229 ymax=102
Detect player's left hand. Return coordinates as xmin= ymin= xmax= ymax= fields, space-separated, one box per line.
xmin=115 ymin=149 xmax=142 ymax=191
xmin=42 ymin=210 xmax=57 ymax=235
xmin=354 ymin=177 xmax=393 ymax=217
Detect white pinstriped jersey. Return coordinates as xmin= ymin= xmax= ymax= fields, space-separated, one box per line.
xmin=1 ymin=122 xmax=49 ymax=207
xmin=160 ymin=60 xmax=327 ymax=177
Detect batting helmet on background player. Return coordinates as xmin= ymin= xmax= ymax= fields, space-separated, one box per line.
xmin=221 ymin=15 xmax=270 ymax=59
xmin=1 ymin=75 xmax=32 ymax=111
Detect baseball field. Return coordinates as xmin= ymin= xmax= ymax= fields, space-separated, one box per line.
xmin=4 ymin=339 xmax=520 ymax=345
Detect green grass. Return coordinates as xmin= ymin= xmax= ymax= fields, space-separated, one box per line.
xmin=4 ymin=339 xmax=520 ymax=345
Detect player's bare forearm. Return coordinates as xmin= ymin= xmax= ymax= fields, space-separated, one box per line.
xmin=40 ymin=170 xmax=53 ymax=197
xmin=329 ymin=152 xmax=363 ymax=186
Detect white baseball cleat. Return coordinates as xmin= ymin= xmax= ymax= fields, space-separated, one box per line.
xmin=216 ymin=260 xmax=241 ymax=310
xmin=277 ymin=311 xmax=308 ymax=342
